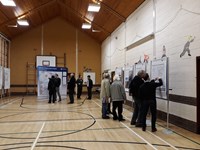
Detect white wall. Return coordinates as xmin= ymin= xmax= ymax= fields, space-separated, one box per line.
xmin=101 ymin=0 xmax=200 ymax=122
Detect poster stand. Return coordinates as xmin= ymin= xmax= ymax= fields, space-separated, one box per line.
xmin=163 ymin=89 xmax=173 ymax=134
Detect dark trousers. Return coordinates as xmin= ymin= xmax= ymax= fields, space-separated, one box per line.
xmin=131 ymin=96 xmax=142 ymax=124
xmin=77 ymin=87 xmax=82 ymax=98
xmin=87 ymin=87 xmax=92 ymax=99
xmin=112 ymin=101 xmax=123 ymax=120
xmin=49 ymin=90 xmax=56 ymax=103
xmin=102 ymin=98 xmax=108 ymax=117
xmin=68 ymin=90 xmax=74 ymax=103
xmin=142 ymin=100 xmax=157 ymax=129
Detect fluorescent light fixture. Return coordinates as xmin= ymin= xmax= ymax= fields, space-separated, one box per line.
xmin=17 ymin=20 xmax=29 ymax=26
xmin=88 ymin=3 xmax=100 ymax=12
xmin=82 ymin=23 xmax=91 ymax=29
xmin=0 ymin=0 xmax=16 ymax=6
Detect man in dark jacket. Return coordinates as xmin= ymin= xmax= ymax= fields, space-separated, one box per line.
xmin=129 ymin=70 xmax=146 ymax=127
xmin=87 ymin=75 xmax=93 ymax=100
xmin=139 ymin=73 xmax=163 ymax=132
xmin=67 ymin=73 xmax=76 ymax=104
xmin=76 ymin=75 xmax=83 ymax=99
xmin=55 ymin=73 xmax=61 ymax=101
xmin=48 ymin=75 xmax=56 ymax=103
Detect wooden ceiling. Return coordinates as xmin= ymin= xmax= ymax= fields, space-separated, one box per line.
xmin=0 ymin=0 xmax=145 ymax=43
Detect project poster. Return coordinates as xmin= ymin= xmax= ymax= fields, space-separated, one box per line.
xmin=0 ymin=66 xmax=3 ymax=89
xmin=37 ymin=66 xmax=68 ymax=99
xmin=4 ymin=67 xmax=10 ymax=89
xmin=124 ymin=66 xmax=133 ymax=92
xmin=151 ymin=57 xmax=168 ymax=99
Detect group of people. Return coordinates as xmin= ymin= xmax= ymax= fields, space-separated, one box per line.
xmin=100 ymin=73 xmax=126 ymax=121
xmin=129 ymin=70 xmax=163 ymax=132
xmin=48 ymin=73 xmax=93 ymax=104
xmin=48 ymin=74 xmax=62 ymax=103
xmin=67 ymin=73 xmax=93 ymax=104
xmin=48 ymin=70 xmax=162 ymax=132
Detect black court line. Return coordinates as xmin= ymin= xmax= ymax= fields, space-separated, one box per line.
xmin=1 ymin=140 xmax=199 ymax=150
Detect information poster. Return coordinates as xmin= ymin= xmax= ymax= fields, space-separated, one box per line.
xmin=124 ymin=66 xmax=134 ymax=91
xmin=0 ymin=66 xmax=3 ymax=89
xmin=151 ymin=57 xmax=168 ymax=99
xmin=37 ymin=66 xmax=68 ymax=99
xmin=4 ymin=67 xmax=10 ymax=89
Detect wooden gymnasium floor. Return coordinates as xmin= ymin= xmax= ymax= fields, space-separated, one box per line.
xmin=0 ymin=95 xmax=200 ymax=150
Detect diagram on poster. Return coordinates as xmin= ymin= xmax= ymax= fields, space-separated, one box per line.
xmin=151 ymin=57 xmax=168 ymax=99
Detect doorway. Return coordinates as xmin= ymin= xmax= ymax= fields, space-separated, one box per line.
xmin=196 ymin=57 xmax=200 ymax=133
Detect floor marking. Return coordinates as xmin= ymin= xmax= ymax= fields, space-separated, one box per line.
xmin=31 ymin=122 xmax=45 ymax=150
xmin=121 ymin=122 xmax=158 ymax=150
xmin=147 ymin=131 xmax=179 ymax=150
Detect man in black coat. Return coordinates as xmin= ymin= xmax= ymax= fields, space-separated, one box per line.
xmin=87 ymin=75 xmax=93 ymax=100
xmin=48 ymin=75 xmax=56 ymax=103
xmin=55 ymin=73 xmax=61 ymax=101
xmin=139 ymin=73 xmax=163 ymax=132
xmin=76 ymin=75 xmax=83 ymax=99
xmin=129 ymin=70 xmax=146 ymax=127
xmin=67 ymin=73 xmax=76 ymax=104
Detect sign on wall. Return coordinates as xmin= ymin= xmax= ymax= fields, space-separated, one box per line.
xmin=151 ymin=57 xmax=168 ymax=99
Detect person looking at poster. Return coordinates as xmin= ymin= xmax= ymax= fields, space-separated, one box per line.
xmin=67 ymin=73 xmax=76 ymax=104
xmin=55 ymin=73 xmax=61 ymax=102
xmin=48 ymin=75 xmax=56 ymax=104
xmin=76 ymin=75 xmax=83 ymax=99
xmin=87 ymin=75 xmax=93 ymax=100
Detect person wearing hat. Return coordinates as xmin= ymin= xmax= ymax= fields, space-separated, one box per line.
xmin=87 ymin=75 xmax=93 ymax=100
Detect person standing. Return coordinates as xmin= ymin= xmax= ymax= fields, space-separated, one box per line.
xmin=87 ymin=75 xmax=93 ymax=100
xmin=76 ymin=75 xmax=83 ymax=99
xmin=110 ymin=74 xmax=126 ymax=121
xmin=48 ymin=75 xmax=56 ymax=104
xmin=55 ymin=73 xmax=62 ymax=102
xmin=129 ymin=70 xmax=146 ymax=127
xmin=100 ymin=73 xmax=111 ymax=119
xmin=139 ymin=73 xmax=163 ymax=132
xmin=67 ymin=73 xmax=76 ymax=104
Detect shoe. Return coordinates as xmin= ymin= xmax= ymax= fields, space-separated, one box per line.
xmin=68 ymin=102 xmax=74 ymax=104
xmin=113 ymin=117 xmax=118 ymax=120
xmin=188 ymin=54 xmax=191 ymax=56
xmin=119 ymin=118 xmax=125 ymax=121
xmin=135 ymin=123 xmax=143 ymax=127
xmin=102 ymin=116 xmax=110 ymax=119
xmin=58 ymin=100 xmax=61 ymax=102
xmin=152 ymin=128 xmax=157 ymax=132
xmin=142 ymin=127 xmax=146 ymax=131
xmin=130 ymin=121 xmax=136 ymax=125
xmin=48 ymin=102 xmax=51 ymax=104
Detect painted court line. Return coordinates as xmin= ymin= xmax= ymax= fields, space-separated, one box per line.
xmin=31 ymin=122 xmax=45 ymax=150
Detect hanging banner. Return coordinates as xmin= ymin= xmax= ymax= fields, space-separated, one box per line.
xmin=4 ymin=67 xmax=10 ymax=89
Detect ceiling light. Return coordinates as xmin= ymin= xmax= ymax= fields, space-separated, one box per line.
xmin=0 ymin=0 xmax=16 ymax=6
xmin=88 ymin=3 xmax=100 ymax=12
xmin=17 ymin=20 xmax=29 ymax=26
xmin=82 ymin=23 xmax=91 ymax=29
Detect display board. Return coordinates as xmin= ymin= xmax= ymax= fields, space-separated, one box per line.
xmin=135 ymin=62 xmax=146 ymax=76
xmin=37 ymin=66 xmax=68 ymax=99
xmin=36 ymin=55 xmax=56 ymax=67
xmin=4 ymin=67 xmax=10 ymax=89
xmin=83 ymin=72 xmax=95 ymax=84
xmin=115 ymin=67 xmax=123 ymax=82
xmin=151 ymin=57 xmax=168 ymax=99
xmin=0 ymin=66 xmax=3 ymax=89
xmin=124 ymin=66 xmax=134 ymax=91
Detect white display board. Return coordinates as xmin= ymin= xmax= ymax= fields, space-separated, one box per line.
xmin=4 ymin=67 xmax=10 ymax=89
xmin=37 ymin=66 xmax=68 ymax=99
xmin=0 ymin=66 xmax=3 ymax=89
xmin=83 ymin=72 xmax=95 ymax=84
xmin=151 ymin=57 xmax=168 ymax=99
xmin=135 ymin=62 xmax=146 ymax=76
xmin=124 ymin=66 xmax=134 ymax=92
xmin=36 ymin=55 xmax=56 ymax=67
